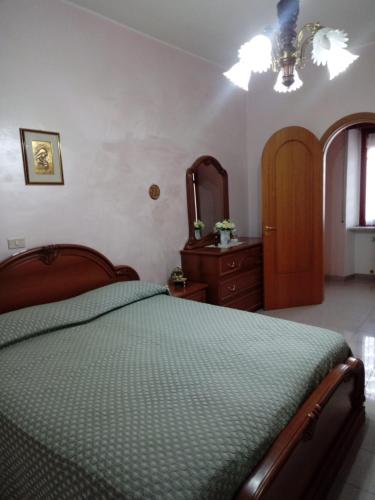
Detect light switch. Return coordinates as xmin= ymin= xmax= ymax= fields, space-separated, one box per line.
xmin=8 ymin=238 xmax=26 ymax=250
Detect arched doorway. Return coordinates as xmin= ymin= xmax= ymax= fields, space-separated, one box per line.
xmin=321 ymin=112 xmax=375 ymax=280
xmin=321 ymin=112 xmax=375 ymax=151
xmin=261 ymin=114 xmax=375 ymax=308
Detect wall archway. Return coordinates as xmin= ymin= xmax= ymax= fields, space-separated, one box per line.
xmin=321 ymin=112 xmax=375 ymax=151
xmin=321 ymin=112 xmax=375 ymax=280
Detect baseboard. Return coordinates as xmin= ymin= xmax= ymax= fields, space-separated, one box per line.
xmin=325 ymin=275 xmax=355 ymax=281
xmin=325 ymin=274 xmax=375 ymax=282
xmin=353 ymin=273 xmax=375 ymax=281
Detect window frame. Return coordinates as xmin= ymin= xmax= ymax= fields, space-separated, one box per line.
xmin=359 ymin=128 xmax=375 ymax=227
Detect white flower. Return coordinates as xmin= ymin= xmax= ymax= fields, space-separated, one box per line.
xmin=194 ymin=219 xmax=205 ymax=230
xmin=215 ymin=219 xmax=236 ymax=231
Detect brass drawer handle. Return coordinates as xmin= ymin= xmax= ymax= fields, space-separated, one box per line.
xmin=227 ymin=260 xmax=236 ymax=268
xmin=227 ymin=284 xmax=237 ymax=292
xmin=264 ymin=226 xmax=277 ymax=232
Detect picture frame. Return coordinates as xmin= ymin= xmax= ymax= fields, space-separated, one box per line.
xmin=19 ymin=128 xmax=64 ymax=185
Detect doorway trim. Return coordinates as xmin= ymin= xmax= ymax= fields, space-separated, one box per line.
xmin=320 ymin=112 xmax=375 ymax=151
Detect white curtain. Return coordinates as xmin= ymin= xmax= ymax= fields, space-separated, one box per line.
xmin=366 ymin=133 xmax=375 ymax=225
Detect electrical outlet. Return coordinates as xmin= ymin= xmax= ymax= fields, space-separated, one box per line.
xmin=8 ymin=238 xmax=26 ymax=250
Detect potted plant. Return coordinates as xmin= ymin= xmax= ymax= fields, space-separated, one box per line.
xmin=214 ymin=219 xmax=236 ymax=248
xmin=193 ymin=220 xmax=205 ymax=240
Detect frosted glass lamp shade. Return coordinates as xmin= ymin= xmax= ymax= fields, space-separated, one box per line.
xmin=224 ymin=22 xmax=358 ymax=93
xmin=274 ymin=69 xmax=303 ymax=93
xmin=312 ymin=27 xmax=359 ymax=79
xmin=223 ymin=62 xmax=252 ymax=91
xmin=238 ymin=35 xmax=272 ymax=73
xmin=326 ymin=48 xmax=359 ymax=80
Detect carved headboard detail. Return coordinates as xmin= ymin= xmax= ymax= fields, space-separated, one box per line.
xmin=0 ymin=244 xmax=139 ymax=314
xmin=39 ymin=246 xmax=60 ymax=266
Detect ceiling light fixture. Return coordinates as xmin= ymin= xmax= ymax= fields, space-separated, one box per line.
xmin=224 ymin=0 xmax=359 ymax=93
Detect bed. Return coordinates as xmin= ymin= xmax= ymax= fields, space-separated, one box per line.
xmin=0 ymin=244 xmax=365 ymax=500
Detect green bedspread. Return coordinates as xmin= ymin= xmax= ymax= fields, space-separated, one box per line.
xmin=0 ymin=282 xmax=350 ymax=500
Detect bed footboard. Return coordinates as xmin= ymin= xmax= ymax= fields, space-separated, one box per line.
xmin=235 ymin=357 xmax=365 ymax=500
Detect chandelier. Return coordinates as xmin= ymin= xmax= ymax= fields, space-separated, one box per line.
xmin=224 ymin=0 xmax=359 ymax=93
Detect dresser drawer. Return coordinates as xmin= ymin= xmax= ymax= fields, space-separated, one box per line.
xmin=224 ymin=288 xmax=263 ymax=312
xmin=181 ymin=239 xmax=263 ymax=310
xmin=219 ymin=246 xmax=262 ymax=276
xmin=219 ymin=268 xmax=262 ymax=301
xmin=220 ymin=253 xmax=242 ymax=275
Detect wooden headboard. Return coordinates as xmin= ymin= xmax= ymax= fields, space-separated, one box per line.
xmin=0 ymin=244 xmax=139 ymax=314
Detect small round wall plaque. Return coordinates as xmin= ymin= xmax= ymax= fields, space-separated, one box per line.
xmin=149 ymin=184 xmax=160 ymax=200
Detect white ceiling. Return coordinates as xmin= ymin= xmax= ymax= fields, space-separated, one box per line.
xmin=68 ymin=0 xmax=375 ymax=67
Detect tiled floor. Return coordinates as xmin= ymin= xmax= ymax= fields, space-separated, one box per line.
xmin=262 ymin=278 xmax=375 ymax=500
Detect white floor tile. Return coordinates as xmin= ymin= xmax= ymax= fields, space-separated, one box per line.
xmin=344 ymin=449 xmax=375 ymax=493
xmin=327 ymin=482 xmax=375 ymax=500
xmin=361 ymin=417 xmax=375 ymax=454
xmin=366 ymin=399 xmax=375 ymax=419
xmin=263 ymin=279 xmax=375 ymax=500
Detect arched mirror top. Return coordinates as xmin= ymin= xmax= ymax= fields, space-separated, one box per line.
xmin=185 ymin=155 xmax=229 ymax=249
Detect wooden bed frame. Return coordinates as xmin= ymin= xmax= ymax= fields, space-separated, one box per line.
xmin=0 ymin=244 xmax=139 ymax=314
xmin=0 ymin=244 xmax=365 ymax=500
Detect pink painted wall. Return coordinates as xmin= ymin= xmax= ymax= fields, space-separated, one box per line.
xmin=0 ymin=0 xmax=247 ymax=282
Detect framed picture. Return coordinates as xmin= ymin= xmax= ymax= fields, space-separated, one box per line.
xmin=20 ymin=128 xmax=64 ymax=185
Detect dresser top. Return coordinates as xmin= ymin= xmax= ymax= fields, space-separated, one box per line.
xmin=181 ymin=237 xmax=262 ymax=256
xmin=168 ymin=281 xmax=208 ymax=298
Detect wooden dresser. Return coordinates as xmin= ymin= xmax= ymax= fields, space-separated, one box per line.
xmin=181 ymin=237 xmax=263 ymax=311
xmin=168 ymin=282 xmax=208 ymax=303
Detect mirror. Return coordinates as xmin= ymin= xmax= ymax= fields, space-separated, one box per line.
xmin=185 ymin=156 xmax=229 ymax=249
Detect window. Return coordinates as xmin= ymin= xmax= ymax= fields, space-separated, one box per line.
xmin=360 ymin=130 xmax=375 ymax=226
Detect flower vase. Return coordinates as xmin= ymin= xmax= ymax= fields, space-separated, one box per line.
xmin=194 ymin=229 xmax=201 ymax=240
xmin=220 ymin=230 xmax=231 ymax=248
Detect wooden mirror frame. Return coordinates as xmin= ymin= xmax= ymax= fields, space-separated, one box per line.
xmin=185 ymin=155 xmax=229 ymax=249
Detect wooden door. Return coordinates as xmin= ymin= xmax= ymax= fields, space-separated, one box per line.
xmin=262 ymin=126 xmax=324 ymax=310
